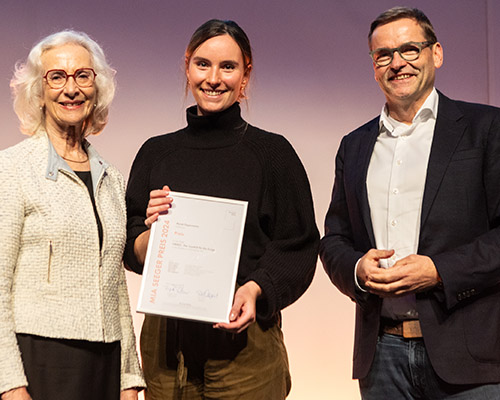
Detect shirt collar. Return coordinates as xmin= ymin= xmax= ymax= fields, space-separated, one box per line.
xmin=45 ymin=132 xmax=108 ymax=191
xmin=379 ymin=88 xmax=439 ymax=137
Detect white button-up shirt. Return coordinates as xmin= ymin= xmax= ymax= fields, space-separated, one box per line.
xmin=366 ymin=88 xmax=439 ymax=320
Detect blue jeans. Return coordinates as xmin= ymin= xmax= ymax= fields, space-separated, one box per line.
xmin=359 ymin=333 xmax=500 ymax=399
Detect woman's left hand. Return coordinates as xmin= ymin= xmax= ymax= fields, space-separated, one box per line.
xmin=120 ymin=389 xmax=138 ymax=400
xmin=213 ymin=281 xmax=262 ymax=334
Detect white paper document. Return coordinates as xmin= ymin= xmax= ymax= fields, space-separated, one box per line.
xmin=137 ymin=191 xmax=248 ymax=323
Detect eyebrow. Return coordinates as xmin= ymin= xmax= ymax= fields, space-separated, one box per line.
xmin=191 ymin=56 xmax=240 ymax=66
xmin=372 ymin=41 xmax=428 ymax=52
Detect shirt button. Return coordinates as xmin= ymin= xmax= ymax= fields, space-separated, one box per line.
xmin=396 ymin=159 xmax=403 ymax=166
xmin=391 ymin=220 xmax=397 ymax=227
xmin=392 ymin=188 xmax=399 ymax=195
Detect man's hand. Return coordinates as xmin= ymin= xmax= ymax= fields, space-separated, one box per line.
xmin=213 ymin=281 xmax=262 ymax=334
xmin=362 ymin=253 xmax=441 ymax=297
xmin=1 ymin=387 xmax=32 ymax=400
xmin=356 ymin=248 xmax=395 ymax=290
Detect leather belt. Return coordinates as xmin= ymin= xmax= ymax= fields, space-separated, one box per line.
xmin=381 ymin=319 xmax=423 ymax=338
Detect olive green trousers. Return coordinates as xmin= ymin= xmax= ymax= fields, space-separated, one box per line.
xmin=140 ymin=315 xmax=291 ymax=400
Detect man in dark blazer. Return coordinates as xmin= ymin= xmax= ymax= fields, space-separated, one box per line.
xmin=320 ymin=6 xmax=500 ymax=399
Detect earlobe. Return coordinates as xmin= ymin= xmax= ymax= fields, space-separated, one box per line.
xmin=239 ymin=80 xmax=249 ymax=100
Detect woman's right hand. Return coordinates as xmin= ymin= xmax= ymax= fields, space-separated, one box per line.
xmin=1 ymin=387 xmax=32 ymax=400
xmin=145 ymin=185 xmax=172 ymax=228
xmin=134 ymin=185 xmax=173 ymax=265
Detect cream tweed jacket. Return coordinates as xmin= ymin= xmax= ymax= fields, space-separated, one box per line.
xmin=0 ymin=132 xmax=145 ymax=393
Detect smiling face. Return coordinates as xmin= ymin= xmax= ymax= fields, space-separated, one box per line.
xmin=41 ymin=43 xmax=96 ymax=136
xmin=186 ymin=34 xmax=250 ymax=116
xmin=370 ymin=18 xmax=443 ymax=114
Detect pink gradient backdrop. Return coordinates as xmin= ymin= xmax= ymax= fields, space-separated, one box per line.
xmin=1 ymin=1 xmax=499 ymax=398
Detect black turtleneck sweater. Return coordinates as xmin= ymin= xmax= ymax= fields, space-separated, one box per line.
xmin=125 ymin=103 xmax=319 ymax=322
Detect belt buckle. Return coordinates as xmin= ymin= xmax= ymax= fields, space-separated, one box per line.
xmin=402 ymin=320 xmax=422 ymax=338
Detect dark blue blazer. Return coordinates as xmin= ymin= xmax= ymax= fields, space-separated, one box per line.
xmin=320 ymin=92 xmax=500 ymax=384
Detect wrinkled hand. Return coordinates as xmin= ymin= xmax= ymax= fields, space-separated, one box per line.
xmin=214 ymin=281 xmax=262 ymax=334
xmin=120 ymin=389 xmax=138 ymax=400
xmin=1 ymin=387 xmax=32 ymax=400
xmin=361 ymin=252 xmax=440 ymax=297
xmin=145 ymin=185 xmax=173 ymax=228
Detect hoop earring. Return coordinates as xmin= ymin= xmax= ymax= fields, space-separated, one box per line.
xmin=239 ymin=86 xmax=248 ymax=100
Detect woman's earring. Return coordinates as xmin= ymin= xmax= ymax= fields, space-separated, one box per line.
xmin=239 ymin=85 xmax=248 ymax=100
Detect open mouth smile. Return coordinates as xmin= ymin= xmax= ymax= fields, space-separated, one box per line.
xmin=201 ymin=89 xmax=227 ymax=96
xmin=59 ymin=101 xmax=85 ymax=107
xmin=390 ymin=74 xmax=414 ymax=81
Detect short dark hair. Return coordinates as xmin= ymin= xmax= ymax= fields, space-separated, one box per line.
xmin=368 ymin=7 xmax=438 ymax=46
xmin=185 ymin=19 xmax=252 ymax=71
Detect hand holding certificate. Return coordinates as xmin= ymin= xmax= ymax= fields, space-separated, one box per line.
xmin=213 ymin=280 xmax=262 ymax=334
xmin=137 ymin=191 xmax=248 ymax=323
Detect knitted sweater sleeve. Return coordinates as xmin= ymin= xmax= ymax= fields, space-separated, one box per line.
xmin=117 ymin=263 xmax=146 ymax=389
xmin=245 ymin=134 xmax=320 ymax=320
xmin=0 ymin=150 xmax=28 ymax=394
xmin=124 ymin=140 xmax=154 ymax=274
xmin=113 ymin=172 xmax=146 ymax=390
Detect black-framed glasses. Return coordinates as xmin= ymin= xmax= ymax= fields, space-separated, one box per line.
xmin=43 ymin=68 xmax=97 ymax=89
xmin=369 ymin=41 xmax=436 ymax=67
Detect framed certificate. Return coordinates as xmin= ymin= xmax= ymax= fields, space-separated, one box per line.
xmin=137 ymin=191 xmax=248 ymax=323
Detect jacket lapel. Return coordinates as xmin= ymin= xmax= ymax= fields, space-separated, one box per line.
xmin=355 ymin=119 xmax=380 ymax=248
xmin=420 ymin=92 xmax=467 ymax=229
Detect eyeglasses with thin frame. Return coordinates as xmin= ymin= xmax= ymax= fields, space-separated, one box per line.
xmin=43 ymin=68 xmax=97 ymax=89
xmin=369 ymin=41 xmax=436 ymax=67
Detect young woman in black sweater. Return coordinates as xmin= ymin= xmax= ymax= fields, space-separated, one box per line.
xmin=124 ymin=19 xmax=319 ymax=400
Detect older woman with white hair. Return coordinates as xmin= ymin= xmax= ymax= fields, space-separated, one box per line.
xmin=0 ymin=31 xmax=145 ymax=400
